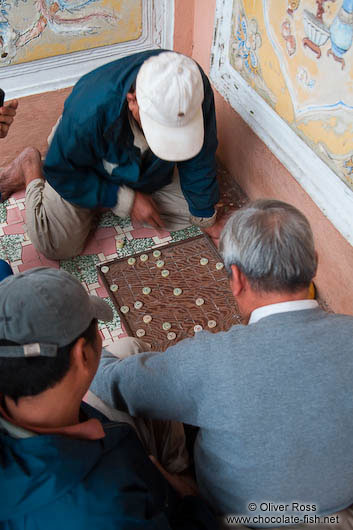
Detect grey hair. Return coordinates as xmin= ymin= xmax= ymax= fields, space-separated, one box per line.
xmin=219 ymin=199 xmax=317 ymax=292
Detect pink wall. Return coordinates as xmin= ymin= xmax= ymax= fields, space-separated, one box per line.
xmin=188 ymin=0 xmax=353 ymax=315
xmin=1 ymin=0 xmax=352 ymax=314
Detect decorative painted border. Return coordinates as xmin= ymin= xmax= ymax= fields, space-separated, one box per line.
xmin=210 ymin=0 xmax=353 ymax=245
xmin=0 ymin=0 xmax=174 ymax=100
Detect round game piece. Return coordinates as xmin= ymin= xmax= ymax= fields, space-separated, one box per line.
xmin=140 ymin=254 xmax=148 ymax=262
xmin=143 ymin=314 xmax=152 ymax=324
xmin=101 ymin=265 xmax=109 ymax=274
xmin=153 ymin=250 xmax=161 ymax=258
xmin=194 ymin=324 xmax=203 ymax=333
xmin=136 ymin=329 xmax=146 ymax=338
xmin=195 ymin=297 xmax=204 ymax=306
xmin=134 ymin=300 xmax=143 ymax=310
xmin=110 ymin=284 xmax=118 ymax=292
xmin=128 ymin=257 xmax=136 ymax=266
xmin=142 ymin=287 xmax=151 ymax=295
xmin=167 ymin=331 xmax=176 ymax=341
xmin=200 ymin=258 xmax=209 ymax=266
xmin=215 ymin=262 xmax=224 ymax=270
xmin=161 ymin=269 xmax=169 ymax=278
xmin=162 ymin=322 xmax=171 ymax=331
xmin=116 ymin=238 xmax=125 ymax=250
xmin=156 ymin=260 xmax=165 ymax=268
xmin=120 ymin=305 xmax=129 ymax=314
xmin=208 ymin=320 xmax=217 ymax=328
xmin=173 ymin=288 xmax=182 ymax=296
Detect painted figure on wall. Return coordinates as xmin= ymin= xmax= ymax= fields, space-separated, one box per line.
xmin=328 ymin=0 xmax=353 ymax=68
xmin=0 ymin=0 xmax=141 ymax=66
xmin=227 ymin=0 xmax=353 ymax=191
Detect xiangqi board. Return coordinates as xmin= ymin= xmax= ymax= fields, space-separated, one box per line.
xmin=98 ymin=235 xmax=242 ymax=351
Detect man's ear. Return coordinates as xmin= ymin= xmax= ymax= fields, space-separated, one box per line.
xmin=229 ymin=264 xmax=247 ymax=297
xmin=70 ymin=337 xmax=90 ymax=372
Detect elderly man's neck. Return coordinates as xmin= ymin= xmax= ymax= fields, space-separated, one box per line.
xmin=242 ymin=286 xmax=312 ymax=324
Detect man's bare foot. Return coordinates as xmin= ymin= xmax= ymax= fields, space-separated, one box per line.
xmin=0 ymin=147 xmax=42 ymax=201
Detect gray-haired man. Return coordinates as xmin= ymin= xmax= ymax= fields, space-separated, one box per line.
xmin=91 ymin=199 xmax=353 ymax=528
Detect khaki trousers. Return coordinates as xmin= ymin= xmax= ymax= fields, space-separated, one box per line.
xmin=25 ymin=173 xmax=191 ymax=260
xmin=85 ymin=337 xmax=189 ymax=474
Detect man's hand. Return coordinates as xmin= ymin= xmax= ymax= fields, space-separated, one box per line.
xmin=131 ymin=190 xmax=164 ymax=230
xmin=0 ymin=100 xmax=18 ymax=139
xmin=203 ymin=216 xmax=228 ymax=248
xmin=149 ymin=455 xmax=198 ymax=498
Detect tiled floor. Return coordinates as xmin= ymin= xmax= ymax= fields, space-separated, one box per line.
xmin=0 ymin=168 xmax=248 ymax=347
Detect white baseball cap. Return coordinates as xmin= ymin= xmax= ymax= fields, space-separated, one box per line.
xmin=136 ymin=52 xmax=205 ymax=161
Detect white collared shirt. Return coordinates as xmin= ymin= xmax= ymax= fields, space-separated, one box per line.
xmin=248 ymin=299 xmax=319 ymax=325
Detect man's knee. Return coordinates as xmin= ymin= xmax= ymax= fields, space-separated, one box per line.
xmin=25 ymin=180 xmax=93 ymax=260
xmin=107 ymin=337 xmax=151 ymax=360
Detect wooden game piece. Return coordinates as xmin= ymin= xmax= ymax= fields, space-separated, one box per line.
xmin=136 ymin=329 xmax=146 ymax=337
xmin=200 ymin=258 xmax=208 ymax=266
xmin=120 ymin=305 xmax=129 ymax=314
xmin=167 ymin=331 xmax=176 ymax=340
xmin=208 ymin=320 xmax=217 ymax=328
xmin=161 ymin=269 xmax=169 ymax=278
xmin=143 ymin=314 xmax=152 ymax=323
xmin=156 ymin=260 xmax=165 ymax=268
xmin=142 ymin=287 xmax=151 ymax=295
xmin=134 ymin=300 xmax=143 ymax=309
xmin=162 ymin=322 xmax=171 ymax=331
xmin=216 ymin=262 xmax=224 ymax=270
xmin=173 ymin=288 xmax=182 ymax=296
xmin=140 ymin=254 xmax=148 ymax=262
xmin=116 ymin=237 xmax=125 ymax=249
xmin=110 ymin=284 xmax=118 ymax=292
xmin=153 ymin=250 xmax=161 ymax=258
xmin=128 ymin=257 xmax=136 ymax=265
xmin=101 ymin=266 xmax=109 ymax=273
xmin=196 ymin=297 xmax=204 ymax=306
xmin=194 ymin=324 xmax=203 ymax=333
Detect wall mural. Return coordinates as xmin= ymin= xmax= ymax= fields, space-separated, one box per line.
xmin=0 ymin=0 xmax=142 ymax=66
xmin=227 ymin=0 xmax=353 ymax=191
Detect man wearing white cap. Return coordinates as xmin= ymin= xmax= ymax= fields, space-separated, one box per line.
xmin=0 ymin=50 xmax=223 ymax=259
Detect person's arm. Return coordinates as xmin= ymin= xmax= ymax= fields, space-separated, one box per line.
xmin=90 ymin=332 xmax=214 ymax=426
xmin=44 ymin=112 xmax=120 ymax=209
xmin=177 ymin=70 xmax=219 ymax=222
xmin=0 ymin=100 xmax=18 ymax=139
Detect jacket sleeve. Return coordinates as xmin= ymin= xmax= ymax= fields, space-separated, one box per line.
xmin=177 ymin=71 xmax=219 ymax=218
xmin=90 ymin=332 xmax=214 ymax=427
xmin=43 ymin=112 xmax=119 ymax=209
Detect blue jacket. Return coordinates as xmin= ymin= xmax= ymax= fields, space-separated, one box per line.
xmin=44 ymin=50 xmax=219 ymax=217
xmin=0 ymin=403 xmax=217 ymax=529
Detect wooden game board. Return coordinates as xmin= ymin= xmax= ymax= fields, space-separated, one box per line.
xmin=98 ymin=235 xmax=242 ymax=351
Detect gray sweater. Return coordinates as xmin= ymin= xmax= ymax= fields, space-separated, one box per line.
xmin=91 ymin=308 xmax=353 ymax=524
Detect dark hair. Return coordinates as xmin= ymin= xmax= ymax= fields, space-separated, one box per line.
xmin=0 ymin=319 xmax=98 ymax=401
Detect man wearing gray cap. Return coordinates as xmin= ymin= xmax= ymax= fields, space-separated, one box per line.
xmin=0 ymin=267 xmax=217 ymax=529
xmin=0 ymin=50 xmax=224 ymax=259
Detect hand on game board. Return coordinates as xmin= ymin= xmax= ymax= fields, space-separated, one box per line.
xmin=131 ymin=190 xmax=164 ymax=230
xmin=0 ymin=100 xmax=18 ymax=139
xmin=203 ymin=216 xmax=227 ymax=248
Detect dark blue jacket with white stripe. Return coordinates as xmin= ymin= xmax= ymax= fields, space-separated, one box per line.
xmin=0 ymin=402 xmax=217 ymax=529
xmin=44 ymin=49 xmax=219 ymax=218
